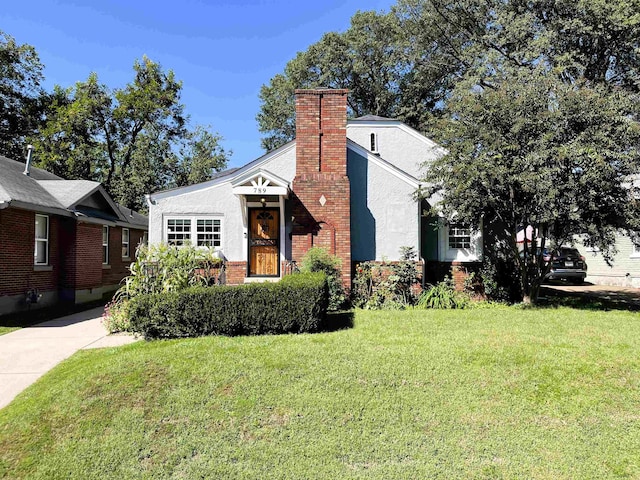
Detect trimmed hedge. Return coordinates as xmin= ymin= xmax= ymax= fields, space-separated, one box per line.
xmin=128 ymin=272 xmax=328 ymax=339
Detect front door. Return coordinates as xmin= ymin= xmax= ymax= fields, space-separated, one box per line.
xmin=249 ymin=208 xmax=279 ymax=276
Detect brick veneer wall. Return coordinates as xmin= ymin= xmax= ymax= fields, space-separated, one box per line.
xmin=0 ymin=207 xmax=148 ymax=311
xmin=0 ymin=208 xmax=60 ymax=297
xmin=225 ymin=261 xmax=247 ymax=285
xmin=102 ymin=226 xmax=146 ymax=286
xmin=291 ymin=89 xmax=352 ymax=287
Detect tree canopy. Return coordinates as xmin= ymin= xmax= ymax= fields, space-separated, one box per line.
xmin=259 ymin=0 xmax=640 ymax=302
xmin=0 ymin=31 xmax=46 ymax=160
xmin=0 ymin=34 xmax=230 ymax=211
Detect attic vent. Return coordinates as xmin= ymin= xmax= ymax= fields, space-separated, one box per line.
xmin=370 ymin=133 xmax=378 ymax=153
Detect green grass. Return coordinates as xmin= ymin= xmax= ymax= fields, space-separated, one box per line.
xmin=1 ymin=307 xmax=640 ymax=479
xmin=0 ymin=326 xmax=19 ymax=336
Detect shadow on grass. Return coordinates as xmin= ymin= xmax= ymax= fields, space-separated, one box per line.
xmin=537 ymin=287 xmax=640 ymax=312
xmin=323 ymin=310 xmax=355 ymax=332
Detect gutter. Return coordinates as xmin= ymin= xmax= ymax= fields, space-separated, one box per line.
xmin=0 ymin=201 xmax=10 ymax=210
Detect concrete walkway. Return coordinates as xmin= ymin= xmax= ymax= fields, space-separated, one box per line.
xmin=542 ymin=283 xmax=640 ymax=309
xmin=0 ymin=306 xmax=139 ymax=410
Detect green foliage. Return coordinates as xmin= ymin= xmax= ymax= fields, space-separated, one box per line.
xmin=103 ymin=243 xmax=223 ymax=333
xmin=102 ymin=300 xmax=132 ymax=334
xmin=352 ymin=246 xmax=421 ymax=309
xmin=417 ymin=277 xmax=470 ymax=309
xmin=30 ymin=57 xmax=229 ymax=210
xmin=257 ymin=10 xmax=450 ymax=150
xmin=300 ymin=247 xmax=346 ymax=311
xmin=0 ymin=30 xmax=46 ymax=159
xmin=7 ymin=307 xmax=640 ymax=478
xmin=128 ymin=272 xmax=328 ymax=339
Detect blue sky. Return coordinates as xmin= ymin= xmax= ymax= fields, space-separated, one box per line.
xmin=2 ymin=0 xmax=395 ymax=168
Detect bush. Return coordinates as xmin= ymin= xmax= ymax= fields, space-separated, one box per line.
xmin=129 ymin=272 xmax=329 ymax=339
xmin=352 ymin=246 xmax=421 ymax=309
xmin=417 ymin=277 xmax=470 ymax=309
xmin=300 ymin=247 xmax=346 ymax=311
xmin=103 ymin=243 xmax=224 ymax=333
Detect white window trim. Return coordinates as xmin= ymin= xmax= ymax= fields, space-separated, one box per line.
xmin=122 ymin=228 xmax=130 ymax=258
xmin=631 ymin=242 xmax=640 ymax=259
xmin=102 ymin=226 xmax=109 ymax=265
xmin=34 ymin=214 xmax=49 ymax=265
xmin=438 ymin=223 xmax=482 ymax=262
xmin=164 ymin=216 xmax=223 ymax=249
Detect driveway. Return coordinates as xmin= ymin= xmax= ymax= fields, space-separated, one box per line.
xmin=0 ymin=306 xmax=139 ymax=410
xmin=542 ymin=283 xmax=640 ymax=310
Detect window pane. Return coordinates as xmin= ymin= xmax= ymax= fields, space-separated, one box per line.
xmin=449 ymin=224 xmax=471 ymax=249
xmin=35 ymin=215 xmax=48 ymax=239
xmin=167 ymin=219 xmax=191 ymax=246
xmin=197 ymin=219 xmax=221 ymax=247
xmin=35 ymin=240 xmax=47 ymax=264
xmin=103 ymin=226 xmax=109 ymax=263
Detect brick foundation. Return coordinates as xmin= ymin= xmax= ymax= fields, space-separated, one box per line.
xmin=225 ymin=261 xmax=247 ymax=285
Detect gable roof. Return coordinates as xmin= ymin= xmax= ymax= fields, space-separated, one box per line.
xmin=351 ymin=114 xmax=396 ymax=122
xmin=0 ymin=156 xmax=67 ymax=212
xmin=0 ymin=155 xmax=147 ymax=228
xmin=148 ymin=140 xmax=296 ymax=201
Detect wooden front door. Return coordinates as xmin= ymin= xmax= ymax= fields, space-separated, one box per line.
xmin=249 ymin=208 xmax=279 ymax=276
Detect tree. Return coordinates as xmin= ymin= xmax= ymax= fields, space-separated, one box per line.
xmin=171 ymin=125 xmax=231 ymax=187
xmin=257 ymin=10 xmax=453 ymax=150
xmin=0 ymin=30 xmax=46 ymax=160
xmin=32 ymin=57 xmax=229 ymax=210
xmin=417 ymin=0 xmax=640 ymax=303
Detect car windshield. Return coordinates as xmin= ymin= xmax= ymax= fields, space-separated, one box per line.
xmin=557 ymin=248 xmax=580 ymax=257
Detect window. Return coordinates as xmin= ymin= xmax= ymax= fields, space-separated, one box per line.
xmin=448 ymin=224 xmax=471 ymax=249
xmin=122 ymin=228 xmax=130 ymax=258
xmin=197 ymin=219 xmax=221 ymax=247
xmin=370 ymin=132 xmax=378 ymax=153
xmin=102 ymin=226 xmax=109 ymax=264
xmin=167 ymin=219 xmax=191 ymax=246
xmin=34 ymin=214 xmax=49 ymax=265
xmin=166 ymin=217 xmax=222 ymax=248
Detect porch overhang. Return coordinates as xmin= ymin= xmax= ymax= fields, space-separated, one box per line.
xmin=231 ymin=169 xmax=290 ymax=198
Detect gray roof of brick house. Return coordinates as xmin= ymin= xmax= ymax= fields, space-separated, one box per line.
xmin=38 ymin=180 xmax=100 ymax=209
xmin=0 ymin=155 xmax=147 ymax=228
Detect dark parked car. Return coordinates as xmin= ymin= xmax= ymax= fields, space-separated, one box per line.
xmin=543 ymin=247 xmax=588 ymax=284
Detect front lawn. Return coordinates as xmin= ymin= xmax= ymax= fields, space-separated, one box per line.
xmin=1 ymin=307 xmax=640 ymax=479
xmin=0 ymin=327 xmax=19 ymax=336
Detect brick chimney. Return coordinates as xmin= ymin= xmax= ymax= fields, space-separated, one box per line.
xmin=291 ymin=88 xmax=352 ymax=287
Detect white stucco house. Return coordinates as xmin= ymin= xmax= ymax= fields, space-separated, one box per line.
xmin=146 ymin=88 xmax=483 ymax=287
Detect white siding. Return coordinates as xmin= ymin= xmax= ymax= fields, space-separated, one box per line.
xmin=577 ymin=235 xmax=640 ymax=287
xmin=347 ymin=122 xmax=443 ymax=179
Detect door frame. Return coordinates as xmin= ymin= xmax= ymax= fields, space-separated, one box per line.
xmin=247 ymin=207 xmax=281 ymax=277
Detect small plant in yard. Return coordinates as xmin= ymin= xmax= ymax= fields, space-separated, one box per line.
xmin=102 ymin=300 xmax=131 ymax=333
xmin=417 ymin=277 xmax=470 ymax=309
xmin=300 ymin=247 xmax=346 ymax=311
xmin=352 ymin=246 xmax=421 ymax=309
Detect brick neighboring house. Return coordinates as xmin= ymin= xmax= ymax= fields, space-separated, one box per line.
xmin=146 ymin=88 xmax=484 ymax=288
xmin=0 ymin=155 xmax=148 ymax=315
